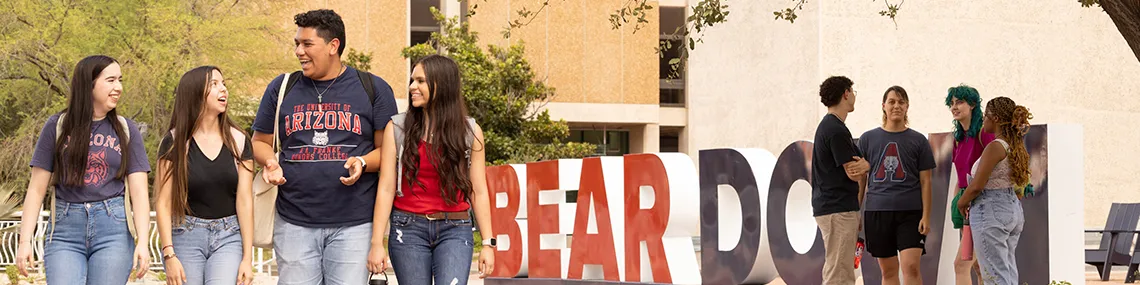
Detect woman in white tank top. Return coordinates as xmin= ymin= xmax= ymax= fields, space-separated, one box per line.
xmin=955 ymin=97 xmax=1033 ymax=285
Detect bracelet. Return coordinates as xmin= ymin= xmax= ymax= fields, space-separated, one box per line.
xmin=163 ymin=252 xmax=177 ymax=261
xmin=162 ymin=245 xmax=174 ymax=252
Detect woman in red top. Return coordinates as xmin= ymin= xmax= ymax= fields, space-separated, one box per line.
xmin=368 ymin=54 xmax=495 ymax=284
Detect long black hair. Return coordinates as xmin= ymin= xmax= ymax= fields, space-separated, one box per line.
xmin=53 ymin=55 xmax=130 ymax=187
xmin=401 ymin=55 xmax=482 ymax=205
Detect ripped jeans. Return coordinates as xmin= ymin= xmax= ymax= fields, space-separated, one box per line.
xmin=388 ymin=209 xmax=475 ymax=285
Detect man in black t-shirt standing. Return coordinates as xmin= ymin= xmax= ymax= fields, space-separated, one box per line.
xmin=812 ymin=76 xmax=870 ymax=284
xmin=251 ymin=9 xmax=398 ymax=285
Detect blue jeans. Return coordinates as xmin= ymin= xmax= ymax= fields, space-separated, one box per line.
xmin=969 ymin=188 xmax=1024 ymax=285
xmin=387 ymin=210 xmax=475 ymax=285
xmin=273 ymin=214 xmax=372 ymax=285
xmin=168 ymin=215 xmax=243 ymax=285
xmin=44 ymin=196 xmax=134 ymax=285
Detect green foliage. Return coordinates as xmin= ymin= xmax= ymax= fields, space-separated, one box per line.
xmin=473 ymin=230 xmax=483 ymax=253
xmin=660 ymin=0 xmax=730 ymax=79
xmin=1047 ymin=280 xmax=1073 ymax=285
xmin=775 ymin=0 xmax=904 ymax=25
xmin=402 ymin=8 xmax=595 ymax=165
xmin=609 ymin=0 xmax=655 ymax=33
xmin=5 ymin=265 xmax=18 ymax=285
xmin=0 ymin=0 xmax=297 ymax=195
xmin=343 ymin=48 xmax=373 ymax=72
xmin=466 ymin=0 xmax=729 ymax=80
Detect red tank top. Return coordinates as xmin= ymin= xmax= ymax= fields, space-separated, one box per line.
xmin=393 ymin=141 xmax=470 ymax=214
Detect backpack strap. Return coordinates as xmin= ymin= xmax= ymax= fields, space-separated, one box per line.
xmin=357 ymin=69 xmax=376 ymax=106
xmin=391 ymin=113 xmax=407 ymax=197
xmin=280 ymin=71 xmax=303 ymax=103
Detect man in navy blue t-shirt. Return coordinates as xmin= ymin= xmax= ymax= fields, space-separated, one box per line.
xmin=251 ymin=9 xmax=397 ymax=284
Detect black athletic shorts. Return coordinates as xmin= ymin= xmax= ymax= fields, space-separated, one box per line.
xmin=863 ymin=210 xmax=927 ymax=258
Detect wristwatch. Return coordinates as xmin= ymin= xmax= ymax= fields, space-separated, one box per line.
xmin=483 ymin=237 xmax=497 ymax=248
xmin=354 ymin=156 xmax=367 ymax=169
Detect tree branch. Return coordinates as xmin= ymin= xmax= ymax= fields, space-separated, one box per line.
xmin=0 ymin=75 xmax=33 ymax=81
xmin=503 ymin=0 xmax=553 ymax=38
xmin=51 ymin=0 xmax=78 ymax=48
xmin=1100 ymin=0 xmax=1140 ymax=62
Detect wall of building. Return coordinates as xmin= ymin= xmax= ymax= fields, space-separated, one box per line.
xmin=465 ymin=0 xmax=660 ymax=106
xmin=687 ymin=0 xmax=1140 ymax=229
xmin=263 ymin=1 xmax=410 ymax=101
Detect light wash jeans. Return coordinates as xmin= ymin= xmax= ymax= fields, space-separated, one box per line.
xmin=387 ymin=209 xmax=475 ymax=285
xmin=969 ymin=188 xmax=1024 ymax=285
xmin=273 ymin=214 xmax=373 ymax=285
xmin=169 ymin=215 xmax=243 ymax=285
xmin=44 ymin=196 xmax=135 ymax=285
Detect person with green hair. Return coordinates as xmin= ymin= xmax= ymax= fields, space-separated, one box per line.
xmin=945 ymin=84 xmax=993 ymax=285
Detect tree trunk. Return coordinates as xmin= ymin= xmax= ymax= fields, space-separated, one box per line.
xmin=1100 ymin=0 xmax=1140 ymax=63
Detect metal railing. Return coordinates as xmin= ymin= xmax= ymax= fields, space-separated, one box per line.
xmin=0 ymin=212 xmax=275 ymax=274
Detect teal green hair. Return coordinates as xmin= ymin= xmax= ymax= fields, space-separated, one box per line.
xmin=945 ymin=85 xmax=984 ymax=142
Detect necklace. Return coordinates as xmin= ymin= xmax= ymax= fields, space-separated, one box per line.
xmin=310 ymin=66 xmax=346 ymax=112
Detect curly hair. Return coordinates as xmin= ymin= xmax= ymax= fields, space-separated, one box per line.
xmin=294 ymin=9 xmax=346 ymax=56
xmin=946 ymin=84 xmax=984 ymax=142
xmin=986 ymin=97 xmax=1033 ymax=192
xmin=819 ymin=76 xmax=853 ymax=107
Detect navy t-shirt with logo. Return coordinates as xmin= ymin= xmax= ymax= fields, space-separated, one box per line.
xmin=857 ymin=127 xmax=936 ymax=211
xmin=30 ymin=114 xmax=151 ymax=203
xmin=252 ymin=67 xmax=398 ymax=228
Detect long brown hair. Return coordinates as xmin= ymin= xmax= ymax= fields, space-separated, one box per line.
xmin=158 ymin=66 xmax=250 ymax=223
xmin=54 ymin=55 xmax=131 ymax=187
xmin=986 ymin=96 xmax=1033 ymax=188
xmin=401 ymin=55 xmax=482 ymax=205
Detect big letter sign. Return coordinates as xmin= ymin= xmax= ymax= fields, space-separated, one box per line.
xmin=486 ymin=125 xmax=1084 ymax=285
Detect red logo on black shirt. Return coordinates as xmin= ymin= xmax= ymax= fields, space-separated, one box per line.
xmin=873 ymin=142 xmax=906 ymax=183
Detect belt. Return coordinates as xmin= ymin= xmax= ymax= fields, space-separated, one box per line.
xmin=398 ymin=209 xmax=471 ymax=220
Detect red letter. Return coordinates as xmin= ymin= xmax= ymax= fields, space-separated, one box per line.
xmin=527 ymin=160 xmax=561 ymax=278
xmin=487 ymin=165 xmax=524 ymax=277
xmin=338 ymin=112 xmax=352 ymax=131
xmin=313 ymin=111 xmax=325 ymax=129
xmin=624 ymin=154 xmax=672 ymax=283
xmin=352 ymin=115 xmax=362 ymax=134
xmin=567 ymin=157 xmax=620 ymax=280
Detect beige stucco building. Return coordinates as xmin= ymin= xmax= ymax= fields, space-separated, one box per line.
xmin=277 ymin=0 xmax=1136 ymax=230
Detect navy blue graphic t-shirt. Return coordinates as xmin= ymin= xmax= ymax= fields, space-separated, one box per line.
xmin=857 ymin=128 xmax=936 ymax=211
xmin=30 ymin=114 xmax=151 ymax=203
xmin=253 ymin=66 xmax=398 ymax=228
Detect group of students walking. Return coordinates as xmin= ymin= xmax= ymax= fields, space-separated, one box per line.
xmin=812 ymin=76 xmax=1035 ymax=285
xmin=14 ymin=9 xmax=495 ymax=285
xmin=8 ymin=6 xmax=1042 ymax=285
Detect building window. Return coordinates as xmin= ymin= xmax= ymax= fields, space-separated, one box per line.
xmin=567 ymin=130 xmax=630 ymax=157
xmin=660 ymin=133 xmax=679 ymax=153
xmin=659 ymin=6 xmax=686 ymax=107
xmin=411 ymin=0 xmax=442 ymax=47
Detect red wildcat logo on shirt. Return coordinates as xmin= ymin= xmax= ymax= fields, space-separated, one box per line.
xmin=84 ymin=149 xmax=108 ymax=185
